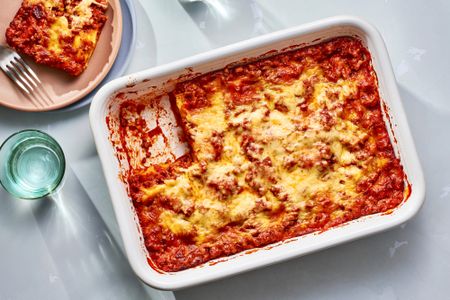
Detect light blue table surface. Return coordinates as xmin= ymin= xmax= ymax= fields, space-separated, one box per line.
xmin=0 ymin=1 xmax=449 ymax=299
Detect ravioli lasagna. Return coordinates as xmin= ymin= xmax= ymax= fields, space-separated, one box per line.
xmin=5 ymin=0 xmax=108 ymax=76
xmin=112 ymin=37 xmax=406 ymax=272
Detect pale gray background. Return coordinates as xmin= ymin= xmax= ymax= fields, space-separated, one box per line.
xmin=0 ymin=0 xmax=448 ymax=299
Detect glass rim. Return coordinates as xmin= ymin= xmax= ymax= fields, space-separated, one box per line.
xmin=0 ymin=129 xmax=66 ymax=200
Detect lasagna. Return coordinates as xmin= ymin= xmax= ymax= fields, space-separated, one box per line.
xmin=112 ymin=37 xmax=406 ymax=272
xmin=5 ymin=0 xmax=108 ymax=76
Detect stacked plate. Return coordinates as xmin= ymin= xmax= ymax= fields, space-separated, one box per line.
xmin=0 ymin=0 xmax=137 ymax=112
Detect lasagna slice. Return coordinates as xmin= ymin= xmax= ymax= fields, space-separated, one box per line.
xmin=5 ymin=0 xmax=108 ymax=76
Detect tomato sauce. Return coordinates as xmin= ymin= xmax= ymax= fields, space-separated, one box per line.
xmin=109 ymin=37 xmax=407 ymax=272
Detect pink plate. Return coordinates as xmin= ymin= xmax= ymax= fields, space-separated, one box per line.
xmin=0 ymin=0 xmax=123 ymax=112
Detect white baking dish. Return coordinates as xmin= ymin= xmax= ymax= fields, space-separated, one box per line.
xmin=90 ymin=16 xmax=425 ymax=290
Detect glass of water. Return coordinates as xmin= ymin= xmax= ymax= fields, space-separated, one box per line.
xmin=0 ymin=130 xmax=65 ymax=200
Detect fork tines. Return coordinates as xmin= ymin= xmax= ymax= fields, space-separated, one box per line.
xmin=0 ymin=48 xmax=53 ymax=108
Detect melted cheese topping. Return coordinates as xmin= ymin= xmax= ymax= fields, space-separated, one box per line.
xmin=185 ymin=91 xmax=227 ymax=161
xmin=71 ymin=0 xmax=105 ymax=28
xmin=138 ymin=65 xmax=393 ymax=244
xmin=48 ymin=16 xmax=70 ymax=53
xmin=26 ymin=0 xmax=62 ymax=10
xmin=49 ymin=0 xmax=100 ymax=53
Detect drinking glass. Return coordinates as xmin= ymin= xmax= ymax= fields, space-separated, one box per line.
xmin=0 ymin=130 xmax=66 ymax=200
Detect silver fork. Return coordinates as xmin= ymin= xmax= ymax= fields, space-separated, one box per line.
xmin=0 ymin=45 xmax=53 ymax=108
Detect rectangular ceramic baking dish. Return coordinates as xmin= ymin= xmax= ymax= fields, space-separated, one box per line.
xmin=90 ymin=16 xmax=425 ymax=290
